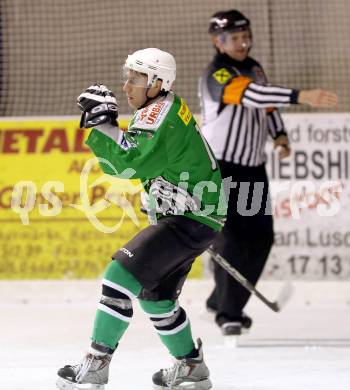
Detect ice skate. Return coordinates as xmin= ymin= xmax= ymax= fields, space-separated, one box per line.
xmin=220 ymin=313 xmax=252 ymax=336
xmin=152 ymin=339 xmax=212 ymax=389
xmin=56 ymin=351 xmax=111 ymax=390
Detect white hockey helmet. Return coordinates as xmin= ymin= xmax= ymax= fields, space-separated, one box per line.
xmin=125 ymin=48 xmax=176 ymax=92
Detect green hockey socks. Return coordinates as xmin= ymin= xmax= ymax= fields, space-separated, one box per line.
xmin=92 ymin=260 xmax=141 ymax=350
xmin=139 ymin=299 xmax=195 ymax=358
xmin=92 ymin=260 xmax=196 ymax=358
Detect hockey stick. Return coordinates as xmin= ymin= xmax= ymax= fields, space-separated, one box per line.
xmin=207 ymin=248 xmax=294 ymax=312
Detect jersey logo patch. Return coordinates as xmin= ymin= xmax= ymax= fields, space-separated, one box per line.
xmin=212 ymin=68 xmax=232 ymax=84
xmin=178 ymin=98 xmax=192 ymax=126
xmin=139 ymin=101 xmax=166 ymax=126
xmin=130 ymin=95 xmax=173 ymax=131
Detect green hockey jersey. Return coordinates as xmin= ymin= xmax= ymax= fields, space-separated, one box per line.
xmin=85 ymin=92 xmax=227 ymax=231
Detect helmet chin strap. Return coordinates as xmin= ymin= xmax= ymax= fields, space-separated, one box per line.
xmin=138 ymin=87 xmax=167 ymax=110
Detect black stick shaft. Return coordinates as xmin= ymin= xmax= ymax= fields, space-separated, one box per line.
xmin=208 ymin=249 xmax=279 ymax=312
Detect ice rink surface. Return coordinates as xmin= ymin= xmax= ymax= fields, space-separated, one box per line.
xmin=0 ymin=279 xmax=349 ymax=390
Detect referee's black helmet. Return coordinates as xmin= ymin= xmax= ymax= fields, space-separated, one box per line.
xmin=208 ymin=9 xmax=250 ymax=35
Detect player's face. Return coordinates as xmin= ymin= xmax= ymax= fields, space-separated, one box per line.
xmin=122 ymin=70 xmax=149 ymax=109
xmin=122 ymin=70 xmax=161 ymax=109
xmin=215 ymin=30 xmax=252 ymax=61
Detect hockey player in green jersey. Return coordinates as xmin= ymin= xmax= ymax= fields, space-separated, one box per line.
xmin=56 ymin=48 xmax=226 ymax=390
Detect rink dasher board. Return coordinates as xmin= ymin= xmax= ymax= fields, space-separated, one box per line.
xmin=263 ymin=113 xmax=350 ymax=281
xmin=234 ymin=338 xmax=350 ymax=348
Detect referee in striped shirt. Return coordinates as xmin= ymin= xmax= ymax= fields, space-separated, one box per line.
xmin=199 ymin=9 xmax=337 ymax=335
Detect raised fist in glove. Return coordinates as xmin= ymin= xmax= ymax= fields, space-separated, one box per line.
xmin=77 ymin=84 xmax=118 ymax=128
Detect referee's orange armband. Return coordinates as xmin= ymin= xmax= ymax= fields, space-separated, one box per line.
xmin=222 ymin=76 xmax=252 ymax=104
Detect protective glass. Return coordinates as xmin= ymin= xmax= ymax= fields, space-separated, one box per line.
xmin=121 ymin=67 xmax=151 ymax=88
xmin=221 ymin=30 xmax=252 ymax=50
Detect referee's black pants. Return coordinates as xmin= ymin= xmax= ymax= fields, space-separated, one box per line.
xmin=207 ymin=161 xmax=274 ymax=325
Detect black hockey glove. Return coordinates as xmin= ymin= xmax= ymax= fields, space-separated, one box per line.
xmin=77 ymin=84 xmax=118 ymax=128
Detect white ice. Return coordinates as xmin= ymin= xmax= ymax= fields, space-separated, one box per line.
xmin=0 ymin=279 xmax=349 ymax=390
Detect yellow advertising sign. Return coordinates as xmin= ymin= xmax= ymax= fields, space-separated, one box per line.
xmin=0 ymin=118 xmax=202 ymax=279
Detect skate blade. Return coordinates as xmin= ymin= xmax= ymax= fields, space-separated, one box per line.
xmin=223 ymin=327 xmax=250 ymax=335
xmin=153 ymin=378 xmax=212 ymax=389
xmin=56 ymin=377 xmax=105 ymax=390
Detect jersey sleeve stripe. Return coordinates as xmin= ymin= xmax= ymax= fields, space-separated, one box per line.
xmin=243 ymin=89 xmax=291 ymax=103
xmin=248 ymin=83 xmax=293 ymax=95
xmin=241 ymin=96 xmax=290 ymax=108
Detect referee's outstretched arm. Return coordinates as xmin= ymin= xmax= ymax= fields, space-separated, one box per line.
xmin=222 ymin=75 xmax=338 ymax=109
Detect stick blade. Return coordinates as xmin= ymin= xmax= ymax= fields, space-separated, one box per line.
xmin=275 ymin=282 xmax=294 ymax=311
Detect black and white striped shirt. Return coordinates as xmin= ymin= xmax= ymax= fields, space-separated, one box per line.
xmin=199 ymin=53 xmax=298 ymax=167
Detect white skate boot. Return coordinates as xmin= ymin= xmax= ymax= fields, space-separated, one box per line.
xmin=56 ymin=351 xmax=111 ymax=390
xmin=152 ymin=339 xmax=212 ymax=389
